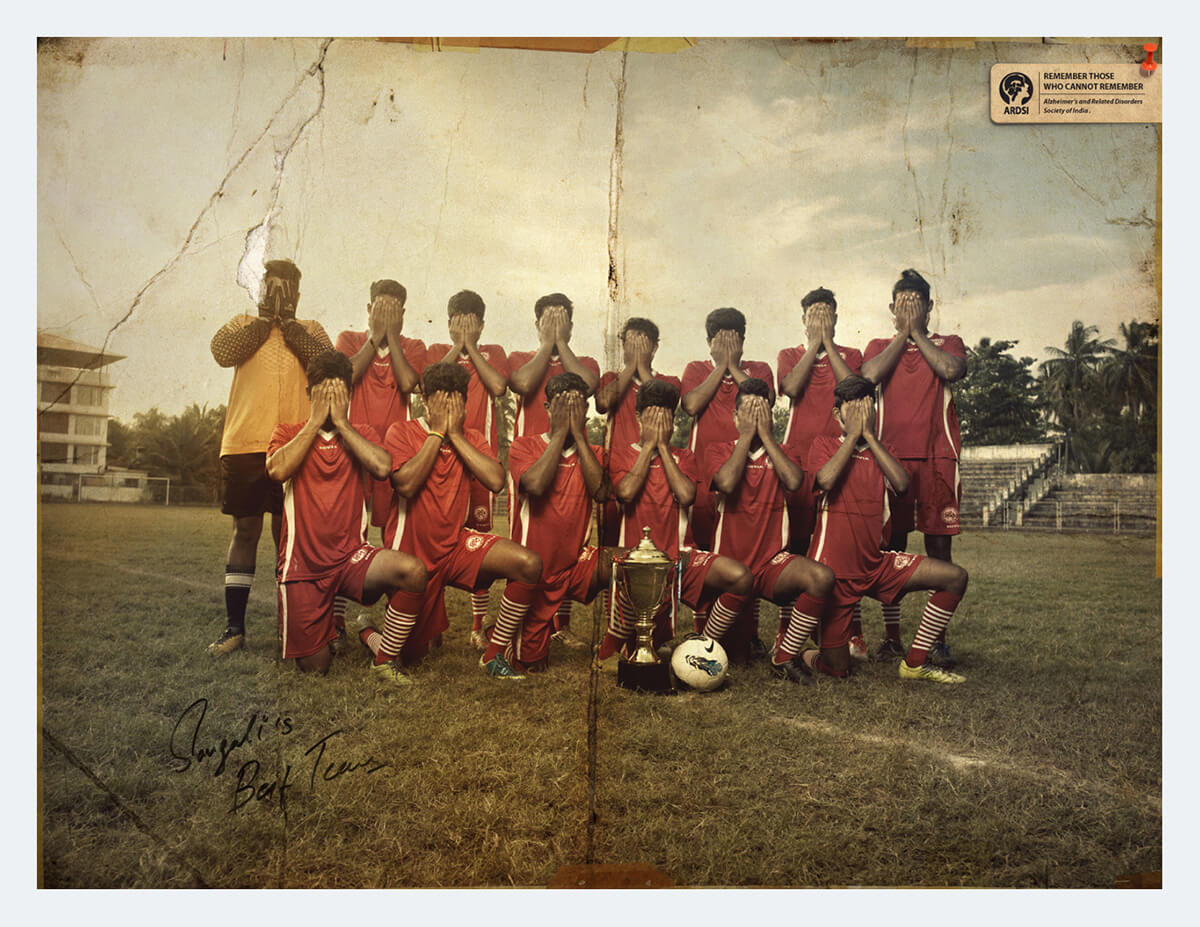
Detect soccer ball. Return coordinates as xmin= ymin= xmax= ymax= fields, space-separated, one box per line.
xmin=670 ymin=636 xmax=728 ymax=692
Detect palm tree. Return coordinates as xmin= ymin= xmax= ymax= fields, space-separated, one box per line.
xmin=1040 ymin=321 xmax=1115 ymax=471
xmin=1102 ymin=320 xmax=1158 ymax=425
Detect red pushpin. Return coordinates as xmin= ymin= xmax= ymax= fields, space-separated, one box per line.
xmin=1141 ymin=42 xmax=1158 ymax=74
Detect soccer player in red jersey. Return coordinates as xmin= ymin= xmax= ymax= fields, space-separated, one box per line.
xmin=593 ymin=318 xmax=683 ymax=626
xmin=507 ymin=373 xmax=613 ymax=671
xmin=266 ymin=351 xmax=426 ymax=675
xmin=777 ymin=287 xmax=866 ymax=655
xmin=425 ymin=290 xmax=510 ymax=650
xmin=681 ymin=307 xmax=774 ymax=554
xmin=861 ymin=270 xmax=967 ymax=667
xmin=508 ymin=293 xmax=600 ymax=649
xmin=703 ymin=378 xmax=833 ymax=682
xmin=805 ymin=375 xmax=968 ymax=683
xmin=334 ymin=279 xmax=427 ymax=536
xmin=361 ymin=363 xmax=542 ymax=683
xmin=598 ymin=379 xmax=751 ymax=665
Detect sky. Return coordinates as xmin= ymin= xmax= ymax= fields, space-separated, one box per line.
xmin=37 ymin=37 xmax=1159 ymax=421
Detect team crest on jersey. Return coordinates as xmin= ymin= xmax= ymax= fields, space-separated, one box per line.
xmin=942 ymin=506 xmax=959 ymax=525
xmin=892 ymin=552 xmax=917 ymax=569
xmin=474 ymin=506 xmax=489 ymax=523
xmin=932 ymin=337 xmax=945 ymax=346
xmin=465 ymin=533 xmax=485 ymax=551
xmin=770 ymin=552 xmax=791 ymax=565
xmin=350 ymin=547 xmax=369 ymax=563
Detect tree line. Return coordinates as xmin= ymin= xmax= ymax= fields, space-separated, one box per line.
xmin=105 ymin=316 xmax=1158 ymax=502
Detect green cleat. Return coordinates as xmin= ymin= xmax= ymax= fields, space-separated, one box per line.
xmin=898 ymin=660 xmax=965 ymax=684
xmin=480 ymin=653 xmax=526 ymax=680
xmin=207 ymin=628 xmax=245 ymax=656
xmin=370 ymin=658 xmax=413 ymax=686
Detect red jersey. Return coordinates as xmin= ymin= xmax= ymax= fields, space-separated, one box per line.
xmin=682 ymin=359 xmax=774 ymax=453
xmin=703 ymin=441 xmax=790 ymax=573
xmin=425 ymin=343 xmax=509 ymax=452
xmin=807 ymin=435 xmax=908 ymax=578
xmin=595 ymin=371 xmax=683 ymax=454
xmin=609 ymin=441 xmax=698 ymax=557
xmin=863 ymin=334 xmax=965 ymax=459
xmin=507 ymin=436 xmax=604 ymax=577
xmin=776 ymin=344 xmax=863 ymax=466
xmin=382 ymin=419 xmax=491 ymax=569
xmin=270 ymin=422 xmax=377 ymax=582
xmin=508 ymin=351 xmax=601 ymax=438
xmin=334 ymin=331 xmax=427 ymax=436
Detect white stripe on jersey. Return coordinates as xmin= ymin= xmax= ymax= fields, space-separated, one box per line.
xmin=812 ymin=494 xmax=831 ymax=563
xmin=942 ymin=383 xmax=958 ymax=460
xmin=391 ymin=496 xmax=408 ymax=551
xmin=280 ymin=579 xmax=289 ymax=656
xmin=874 ymin=382 xmax=885 ymax=438
xmin=280 ymin=480 xmax=297 ymax=583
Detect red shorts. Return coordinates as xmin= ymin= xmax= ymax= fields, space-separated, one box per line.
xmin=516 ymin=547 xmax=601 ymax=663
xmin=278 ymin=544 xmax=382 ymax=659
xmin=891 ymin=457 xmax=961 ymax=537
xmin=395 ymin=530 xmax=502 ymax=661
xmin=466 ymin=477 xmax=494 ymax=533
xmin=752 ymin=551 xmax=800 ymax=600
xmin=820 ymin=550 xmax=925 ymax=648
xmin=678 ymin=549 xmax=719 ymax=615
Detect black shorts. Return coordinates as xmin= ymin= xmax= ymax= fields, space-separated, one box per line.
xmin=220 ymin=453 xmax=283 ymax=517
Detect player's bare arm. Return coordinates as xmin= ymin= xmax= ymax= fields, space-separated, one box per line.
xmin=552 ymin=310 xmax=600 ymax=394
xmin=816 ymin=307 xmax=856 ymax=382
xmin=779 ymin=315 xmax=823 ymax=399
xmin=509 ymin=309 xmax=559 ymax=397
xmin=653 ymin=408 xmax=697 ymax=506
xmin=681 ymin=335 xmax=730 ymax=416
xmin=460 ymin=314 xmax=509 ymax=397
xmin=327 ymin=380 xmax=393 ymax=481
xmin=816 ymin=399 xmax=865 ymax=491
xmin=754 ymin=397 xmax=802 ymax=492
xmin=264 ymin=383 xmax=329 ymax=482
xmin=445 ymin=393 xmax=505 ymax=493
xmin=594 ymin=331 xmax=645 ymax=412
xmin=711 ymin=402 xmax=758 ymax=495
xmin=519 ymin=395 xmax=573 ymax=497
xmin=210 ymin=315 xmax=273 ymax=368
xmin=860 ymin=308 xmax=911 ymax=384
xmin=433 ymin=314 xmax=467 ymax=365
xmin=383 ymin=310 xmax=420 ymax=393
xmin=390 ymin=395 xmax=449 ymax=497
xmin=568 ymin=393 xmax=612 ymax=501
xmin=910 ymin=326 xmax=967 ymax=382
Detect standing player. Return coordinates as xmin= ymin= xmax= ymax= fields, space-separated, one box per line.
xmin=426 ymin=290 xmax=510 ymax=650
xmin=703 ymin=378 xmax=832 ymax=682
xmin=803 ymin=375 xmax=968 ymax=683
xmin=506 ymin=373 xmax=612 ymax=671
xmin=334 ymin=279 xmax=426 ymax=536
xmin=266 ymin=352 xmax=427 ymax=674
xmin=359 ymin=363 xmax=541 ymax=683
xmin=599 ymin=378 xmax=752 ymax=666
xmin=776 ymin=287 xmax=864 ymax=654
xmin=509 ymin=293 xmax=601 ymax=649
xmin=681 ymin=308 xmax=774 ymax=654
xmin=861 ymin=270 xmax=967 ymax=666
xmin=209 ymin=259 xmax=332 ymax=657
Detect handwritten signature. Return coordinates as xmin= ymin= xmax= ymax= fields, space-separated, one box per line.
xmin=168 ymin=698 xmax=390 ymax=815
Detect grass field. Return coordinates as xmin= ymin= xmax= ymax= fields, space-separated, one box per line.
xmin=38 ymin=503 xmax=1161 ymax=888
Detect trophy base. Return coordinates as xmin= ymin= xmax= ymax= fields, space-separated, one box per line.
xmin=617 ymin=658 xmax=675 ymax=694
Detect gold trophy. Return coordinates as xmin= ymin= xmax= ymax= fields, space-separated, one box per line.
xmin=614 ymin=527 xmax=676 ymax=694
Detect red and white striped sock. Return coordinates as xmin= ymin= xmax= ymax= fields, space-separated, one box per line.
xmin=333 ymin=596 xmax=349 ymax=631
xmin=906 ymin=592 xmax=962 ymax=668
xmin=849 ymin=600 xmax=863 ymax=638
xmin=554 ymin=601 xmax=573 ymax=632
xmin=704 ymin=593 xmax=743 ymax=643
xmin=775 ymin=593 xmax=826 ymax=663
xmin=379 ymin=594 xmax=419 ymax=665
xmin=470 ymin=590 xmax=489 ymax=632
xmin=485 ymin=582 xmax=535 ymax=662
xmin=359 ymin=627 xmax=383 ymax=656
xmin=882 ymin=603 xmax=902 ymax=641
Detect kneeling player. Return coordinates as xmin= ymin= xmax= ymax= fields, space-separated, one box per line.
xmin=267 ymin=351 xmax=427 ymax=674
xmin=361 ymin=362 xmax=542 ymax=683
xmin=599 ymin=378 xmax=751 ymax=664
xmin=805 ymin=375 xmax=968 ymax=683
xmin=704 ymin=378 xmax=833 ymax=683
xmin=506 ymin=373 xmax=614 ymax=671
